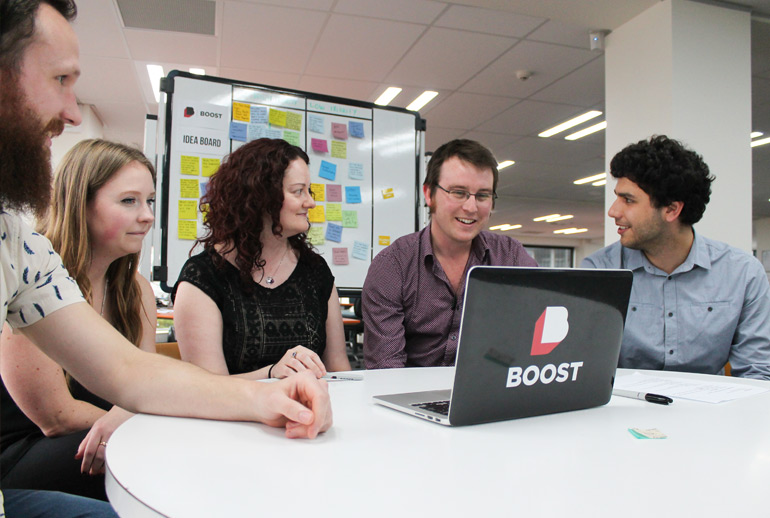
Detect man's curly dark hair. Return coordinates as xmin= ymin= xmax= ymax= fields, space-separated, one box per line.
xmin=610 ymin=135 xmax=714 ymax=225
xmin=195 ymin=138 xmax=320 ymax=287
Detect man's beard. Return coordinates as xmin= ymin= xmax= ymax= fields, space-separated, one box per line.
xmin=0 ymin=74 xmax=64 ymax=218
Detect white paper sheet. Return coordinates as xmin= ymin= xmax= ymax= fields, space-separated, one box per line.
xmin=614 ymin=372 xmax=769 ymax=404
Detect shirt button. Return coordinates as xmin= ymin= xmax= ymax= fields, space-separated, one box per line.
xmin=708 ymin=307 xmax=713 ymax=312
xmin=667 ymin=276 xmax=672 ymax=280
xmin=668 ymin=312 xmax=673 ymax=317
xmin=669 ymin=350 xmax=674 ymax=355
xmin=451 ymin=334 xmax=457 ymax=340
xmin=631 ymin=306 xmax=637 ymax=311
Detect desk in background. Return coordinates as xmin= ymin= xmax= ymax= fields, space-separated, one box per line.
xmin=105 ymin=368 xmax=770 ymax=517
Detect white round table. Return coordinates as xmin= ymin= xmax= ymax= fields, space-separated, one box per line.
xmin=105 ymin=368 xmax=770 ymax=517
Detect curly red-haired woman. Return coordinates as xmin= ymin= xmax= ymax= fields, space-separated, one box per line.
xmin=172 ymin=138 xmax=350 ymax=379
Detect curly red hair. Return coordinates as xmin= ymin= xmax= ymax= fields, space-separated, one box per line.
xmin=196 ymin=138 xmax=319 ymax=286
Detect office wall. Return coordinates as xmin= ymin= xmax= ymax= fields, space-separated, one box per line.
xmin=51 ymin=104 xmax=104 ymax=172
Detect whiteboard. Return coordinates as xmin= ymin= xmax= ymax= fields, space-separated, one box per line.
xmin=153 ymin=71 xmax=423 ymax=292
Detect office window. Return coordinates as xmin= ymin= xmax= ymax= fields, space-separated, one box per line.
xmin=524 ymin=246 xmax=573 ymax=268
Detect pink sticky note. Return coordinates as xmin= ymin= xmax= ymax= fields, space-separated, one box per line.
xmin=326 ymin=184 xmax=342 ymax=202
xmin=332 ymin=247 xmax=349 ymax=265
xmin=331 ymin=123 xmax=348 ymax=140
xmin=311 ymin=138 xmax=328 ymax=153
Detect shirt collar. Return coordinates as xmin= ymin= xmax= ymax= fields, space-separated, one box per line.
xmin=421 ymin=224 xmax=490 ymax=264
xmin=623 ymin=230 xmax=709 ymax=274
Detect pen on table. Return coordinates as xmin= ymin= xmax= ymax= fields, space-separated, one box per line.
xmin=613 ymin=389 xmax=673 ymax=405
xmin=322 ymin=374 xmax=363 ymax=381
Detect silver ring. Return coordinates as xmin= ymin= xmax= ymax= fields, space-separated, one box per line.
xmin=292 ymin=352 xmax=297 ymax=358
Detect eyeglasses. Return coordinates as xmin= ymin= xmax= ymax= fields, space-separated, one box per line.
xmin=436 ymin=184 xmax=497 ymax=204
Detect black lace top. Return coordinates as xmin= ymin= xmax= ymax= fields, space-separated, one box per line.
xmin=173 ymin=249 xmax=334 ymax=374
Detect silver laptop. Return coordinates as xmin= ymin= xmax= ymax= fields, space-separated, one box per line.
xmin=373 ymin=266 xmax=633 ymax=426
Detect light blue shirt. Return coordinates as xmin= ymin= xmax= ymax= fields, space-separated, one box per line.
xmin=582 ymin=232 xmax=770 ymax=380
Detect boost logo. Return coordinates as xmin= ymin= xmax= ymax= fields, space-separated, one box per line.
xmin=506 ymin=306 xmax=584 ymax=388
xmin=184 ymin=107 xmax=195 ymax=117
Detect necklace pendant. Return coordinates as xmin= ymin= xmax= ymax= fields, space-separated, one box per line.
xmin=265 ymin=276 xmax=274 ymax=285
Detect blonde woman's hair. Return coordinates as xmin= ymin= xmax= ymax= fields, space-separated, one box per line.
xmin=40 ymin=139 xmax=156 ymax=347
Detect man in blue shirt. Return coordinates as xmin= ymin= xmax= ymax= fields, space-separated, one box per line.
xmin=583 ymin=135 xmax=770 ymax=380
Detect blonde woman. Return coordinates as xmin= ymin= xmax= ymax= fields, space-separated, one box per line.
xmin=0 ymin=139 xmax=157 ymax=501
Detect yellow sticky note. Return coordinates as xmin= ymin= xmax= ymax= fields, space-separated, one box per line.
xmin=178 ymin=220 xmax=197 ymax=240
xmin=201 ymin=158 xmax=221 ymax=177
xmin=378 ymin=235 xmax=391 ymax=246
xmin=180 ymin=179 xmax=199 ymax=199
xmin=285 ymin=111 xmax=302 ymax=131
xmin=181 ymin=155 xmax=200 ymax=176
xmin=326 ymin=203 xmax=342 ymax=221
xmin=179 ymin=200 xmax=198 ymax=220
xmin=331 ymin=141 xmax=347 ymax=159
xmin=307 ymin=226 xmax=325 ymax=246
xmin=382 ymin=188 xmax=395 ymax=199
xmin=232 ymin=102 xmax=250 ymax=122
xmin=311 ymin=183 xmax=325 ymax=201
xmin=308 ymin=206 xmax=325 ymax=223
xmin=269 ymin=109 xmax=287 ymax=127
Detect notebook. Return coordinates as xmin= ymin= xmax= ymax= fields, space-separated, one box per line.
xmin=372 ymin=266 xmax=633 ymax=426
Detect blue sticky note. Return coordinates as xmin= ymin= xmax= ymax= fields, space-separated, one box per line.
xmin=266 ymin=128 xmax=282 ymax=139
xmin=349 ymin=121 xmax=364 ymax=138
xmin=308 ymin=114 xmax=324 ymax=134
xmin=251 ymin=106 xmax=268 ymax=124
xmin=326 ymin=223 xmax=343 ymax=243
xmin=352 ymin=241 xmax=369 ymax=260
xmin=319 ymin=160 xmax=337 ymax=181
xmin=345 ymin=186 xmax=362 ymax=204
xmin=229 ymin=121 xmax=247 ymax=142
xmin=247 ymin=123 xmax=266 ymax=142
xmin=349 ymin=162 xmax=364 ymax=180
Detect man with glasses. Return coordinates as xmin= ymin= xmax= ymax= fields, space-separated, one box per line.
xmin=362 ymin=139 xmax=537 ymax=369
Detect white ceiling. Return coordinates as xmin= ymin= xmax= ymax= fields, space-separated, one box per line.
xmin=70 ymin=0 xmax=770 ymax=241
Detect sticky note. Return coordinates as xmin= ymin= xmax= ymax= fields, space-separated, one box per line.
xmin=326 ymin=203 xmax=342 ymax=221
xmin=180 ymin=179 xmax=199 ymax=199
xmin=319 ymin=160 xmax=337 ymax=181
xmin=247 ymin=123 xmax=266 ymax=142
xmin=345 ymin=186 xmax=362 ymax=204
xmin=251 ymin=105 xmax=268 ymax=124
xmin=326 ymin=184 xmax=342 ymax=202
xmin=352 ymin=241 xmax=369 ymax=260
xmin=378 ymin=235 xmax=391 ymax=246
xmin=308 ymin=206 xmax=325 ymax=223
xmin=628 ymin=428 xmax=668 ymax=440
xmin=326 ymin=223 xmax=343 ymax=243
xmin=266 ymin=128 xmax=282 ymax=139
xmin=342 ymin=210 xmax=358 ymax=228
xmin=269 ymin=109 xmax=287 ymax=127
xmin=229 ymin=121 xmax=247 ymax=142
xmin=349 ymin=121 xmax=364 ymax=138
xmin=382 ymin=188 xmax=395 ymax=199
xmin=232 ymin=102 xmax=250 ymax=122
xmin=332 ymin=248 xmax=349 ymax=265
xmin=310 ymin=183 xmax=325 ymax=201
xmin=178 ymin=200 xmax=198 ymax=220
xmin=178 ymin=220 xmax=197 ymax=240
xmin=285 ymin=112 xmax=302 ymax=131
xmin=311 ymin=138 xmax=328 ymax=153
xmin=307 ymin=226 xmax=325 ymax=246
xmin=331 ymin=141 xmax=347 ymax=159
xmin=181 ymin=155 xmax=200 ymax=176
xmin=331 ymin=122 xmax=348 ymax=140
xmin=308 ymin=114 xmax=324 ymax=134
xmin=201 ymin=158 xmax=220 ymax=177
xmin=283 ymin=130 xmax=300 ymax=147
xmin=349 ymin=162 xmax=364 ymax=180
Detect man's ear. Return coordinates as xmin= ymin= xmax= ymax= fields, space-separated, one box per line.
xmin=663 ymin=201 xmax=684 ymax=222
xmin=423 ymin=184 xmax=433 ymax=209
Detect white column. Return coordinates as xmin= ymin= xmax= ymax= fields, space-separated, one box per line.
xmin=604 ymin=0 xmax=752 ymax=251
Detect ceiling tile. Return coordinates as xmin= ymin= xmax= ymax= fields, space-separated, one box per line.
xmin=75 ymin=56 xmax=145 ymax=104
xmin=527 ymin=18 xmax=592 ymax=48
xmin=334 ymin=0 xmax=445 ymax=24
xmin=434 ymin=4 xmax=546 ymax=37
xmin=476 ymin=100 xmax=589 ymax=136
xmin=73 ymin=0 xmax=129 ymax=58
xmin=304 ymin=14 xmax=426 ymax=82
xmin=124 ymin=29 xmax=218 ymax=65
xmin=531 ymin=56 xmax=605 ymax=106
xmin=422 ymin=92 xmax=520 ymax=130
xmin=217 ymin=67 xmax=301 ymax=90
xmin=387 ymin=27 xmax=516 ymax=90
xmin=220 ymin=3 xmax=327 ymax=72
xmin=296 ymin=75 xmax=379 ymax=101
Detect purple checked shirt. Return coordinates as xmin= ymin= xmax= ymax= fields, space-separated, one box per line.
xmin=362 ymin=225 xmax=537 ymax=369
